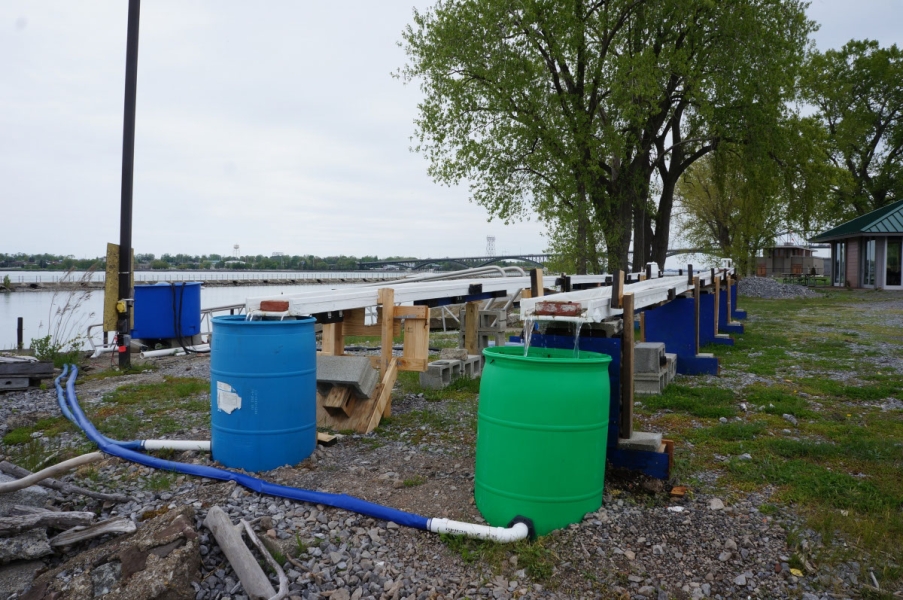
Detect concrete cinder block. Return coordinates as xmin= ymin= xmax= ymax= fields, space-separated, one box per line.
xmin=635 ymin=369 xmax=667 ymax=396
xmin=617 ymin=431 xmax=663 ymax=452
xmin=634 ymin=342 xmax=666 ymax=374
xmin=665 ymin=353 xmax=677 ymax=384
xmin=463 ymin=355 xmax=482 ymax=378
xmin=419 ymin=360 xmax=452 ymax=390
xmin=316 ymin=355 xmax=380 ymax=399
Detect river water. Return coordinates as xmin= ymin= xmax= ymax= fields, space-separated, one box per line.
xmin=0 ymin=271 xmax=398 ymax=350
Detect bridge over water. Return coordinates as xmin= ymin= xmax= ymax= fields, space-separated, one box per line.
xmin=358 ymin=249 xmax=704 ymax=271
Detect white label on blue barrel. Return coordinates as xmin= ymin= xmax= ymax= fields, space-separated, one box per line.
xmin=216 ymin=381 xmax=242 ymax=414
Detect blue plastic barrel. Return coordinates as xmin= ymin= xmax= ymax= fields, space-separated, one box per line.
xmin=210 ymin=315 xmax=317 ymax=472
xmin=132 ymin=282 xmax=201 ymax=340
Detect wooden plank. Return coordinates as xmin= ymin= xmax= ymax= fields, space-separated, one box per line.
xmin=620 ymin=292 xmax=634 ymax=440
xmin=0 ymin=362 xmax=54 ymax=377
xmin=316 ymin=432 xmax=338 ymax=446
xmin=521 ymin=288 xmax=532 ymax=300
xmin=1 ymin=377 xmax=29 ymax=391
xmin=402 ymin=312 xmax=430 ymax=373
xmin=714 ymin=275 xmax=721 ymax=334
xmin=203 ymin=506 xmax=277 ymax=600
xmin=693 ymin=276 xmax=701 ymax=353
xmin=662 ymin=438 xmax=675 ymax=472
xmin=464 ymin=301 xmax=480 ymax=356
xmin=320 ymin=322 xmax=344 ymax=356
xmin=639 ymin=311 xmax=646 ymax=343
xmin=394 ymin=305 xmax=429 ymax=320
xmin=378 ymin=288 xmax=395 ymax=416
xmin=726 ymin=275 xmax=733 ymax=323
xmin=321 ymin=385 xmax=354 ymax=417
xmin=50 ymin=517 xmax=136 ymax=547
xmin=366 ymin=358 xmax=398 ymax=433
xmin=610 ymin=270 xmax=624 ymax=309
xmin=530 ymin=268 xmax=544 ymax=298
xmin=343 ymin=307 xmax=401 ymax=337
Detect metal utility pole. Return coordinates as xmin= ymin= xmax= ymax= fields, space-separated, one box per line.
xmin=117 ymin=0 xmax=141 ymax=369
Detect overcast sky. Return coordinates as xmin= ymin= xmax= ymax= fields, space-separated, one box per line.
xmin=2 ymin=1 xmax=901 ymax=261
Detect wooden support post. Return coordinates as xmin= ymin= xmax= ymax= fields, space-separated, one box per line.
xmin=726 ymin=275 xmax=733 ymax=322
xmin=17 ymin=317 xmax=23 ymax=350
xmin=639 ymin=311 xmax=646 ymax=343
xmin=378 ymin=288 xmax=394 ymax=417
xmin=693 ymin=276 xmax=701 ymax=354
xmin=610 ymin=269 xmax=624 ymax=309
xmin=687 ymin=264 xmax=694 ymax=286
xmin=320 ymin=322 xmax=344 ymax=356
xmin=620 ymin=292 xmax=635 ymax=440
xmin=529 ymin=268 xmax=544 ymax=298
xmin=400 ymin=305 xmax=430 ymax=372
xmin=464 ymin=301 xmax=480 ymax=356
xmin=714 ymin=275 xmax=721 ymax=333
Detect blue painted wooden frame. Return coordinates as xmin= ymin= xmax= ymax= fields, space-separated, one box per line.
xmin=730 ymin=283 xmax=747 ymax=320
xmin=699 ymin=293 xmax=733 ymax=346
xmin=719 ymin=288 xmax=744 ymax=334
xmin=644 ymin=297 xmax=720 ymax=375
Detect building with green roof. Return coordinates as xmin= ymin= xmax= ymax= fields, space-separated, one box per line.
xmin=810 ymin=199 xmax=903 ymax=288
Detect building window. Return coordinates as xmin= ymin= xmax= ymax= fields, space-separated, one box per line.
xmin=862 ymin=237 xmax=876 ymax=287
xmin=888 ymin=237 xmax=902 ymax=286
xmin=833 ymin=242 xmax=845 ymax=286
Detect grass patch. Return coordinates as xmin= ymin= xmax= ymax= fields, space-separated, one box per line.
xmin=403 ymin=475 xmax=427 ymax=487
xmin=642 ymin=384 xmax=736 ymax=419
xmin=145 ymin=471 xmax=176 ymax=491
xmin=744 ymin=386 xmax=811 ymax=417
xmin=440 ymin=534 xmax=555 ymax=581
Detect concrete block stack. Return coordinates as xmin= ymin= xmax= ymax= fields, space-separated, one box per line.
xmin=457 ymin=308 xmax=507 ymax=352
xmin=419 ymin=348 xmax=483 ymax=390
xmin=634 ymin=342 xmax=670 ymax=396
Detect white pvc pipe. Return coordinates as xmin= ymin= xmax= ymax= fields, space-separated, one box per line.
xmin=427 ymin=518 xmax=530 ymax=543
xmin=90 ymin=346 xmax=119 ymax=359
xmin=139 ymin=344 xmax=210 ymax=358
xmin=142 ymin=440 xmax=211 ymax=452
xmin=0 ymin=452 xmax=104 ymax=493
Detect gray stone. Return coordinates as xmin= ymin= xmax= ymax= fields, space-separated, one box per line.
xmin=316 ymin=355 xmax=380 ymax=398
xmin=616 ymin=431 xmax=663 ymax=452
xmin=733 ymin=573 xmax=747 ymax=586
xmin=0 ymin=529 xmax=52 ymax=564
xmin=0 ymin=474 xmax=49 ymax=515
xmin=709 ymin=498 xmax=725 ymax=510
xmin=0 ymin=560 xmax=44 ymax=598
xmin=92 ymin=560 xmax=122 ymax=597
xmin=439 ymin=348 xmax=467 ymax=361
xmin=782 ymin=413 xmax=798 ymax=426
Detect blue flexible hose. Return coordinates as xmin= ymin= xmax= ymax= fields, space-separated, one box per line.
xmin=60 ymin=366 xmax=430 ymax=531
xmin=58 ymin=367 xmax=142 ymax=451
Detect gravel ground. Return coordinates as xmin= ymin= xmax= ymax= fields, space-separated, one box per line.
xmin=737 ymin=277 xmax=821 ymax=299
xmin=0 ymin=339 xmax=888 ymax=599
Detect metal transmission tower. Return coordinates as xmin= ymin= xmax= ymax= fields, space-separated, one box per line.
xmin=486 ymin=236 xmax=496 ymax=257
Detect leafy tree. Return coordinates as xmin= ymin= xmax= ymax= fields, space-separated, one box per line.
xmin=675 ymin=149 xmax=782 ymax=275
xmin=401 ymin=0 xmax=813 ymax=273
xmin=803 ymin=40 xmax=903 ymax=217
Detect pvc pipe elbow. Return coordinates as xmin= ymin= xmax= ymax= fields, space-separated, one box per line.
xmin=427 ymin=517 xmax=532 ymax=543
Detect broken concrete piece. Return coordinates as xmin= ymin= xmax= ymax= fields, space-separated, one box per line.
xmin=0 ymin=560 xmax=44 ymax=599
xmin=439 ymin=348 xmax=468 ymax=361
xmin=0 ymin=529 xmax=53 ymax=564
xmin=316 ymin=355 xmax=380 ymax=399
xmin=0 ymin=474 xmax=48 ymax=516
xmin=20 ymin=505 xmax=200 ymax=600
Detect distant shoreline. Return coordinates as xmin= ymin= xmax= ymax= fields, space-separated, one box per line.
xmin=1 ymin=276 xmax=403 ymax=293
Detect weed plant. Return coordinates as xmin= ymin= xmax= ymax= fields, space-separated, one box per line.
xmin=30 ymin=267 xmax=98 ymax=367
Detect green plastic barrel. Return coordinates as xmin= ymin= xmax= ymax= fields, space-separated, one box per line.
xmin=475 ymin=346 xmax=612 ymax=536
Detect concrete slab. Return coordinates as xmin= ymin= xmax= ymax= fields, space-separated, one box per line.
xmin=316 ymin=355 xmax=379 ymax=399
xmin=617 ymin=431 xmax=663 ymax=452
